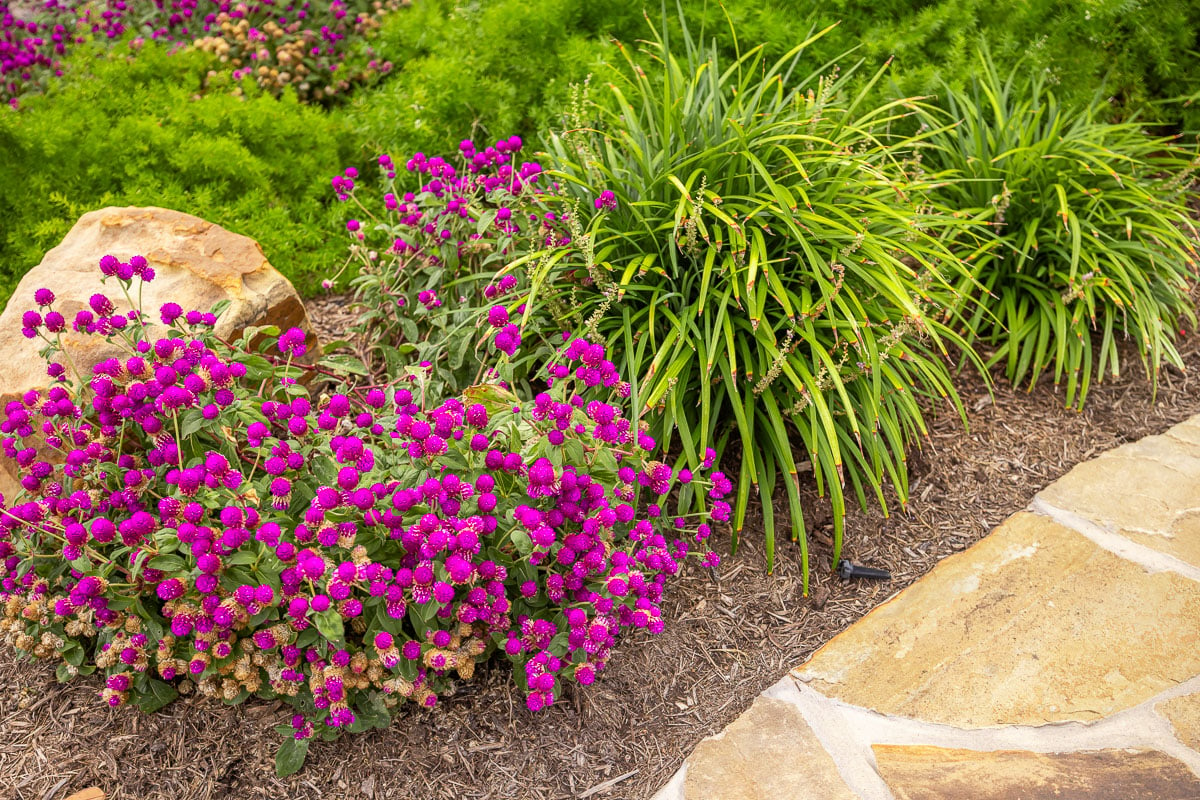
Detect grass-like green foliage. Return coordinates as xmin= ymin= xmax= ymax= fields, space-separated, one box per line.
xmin=0 ymin=41 xmax=354 ymax=305
xmin=542 ymin=17 xmax=976 ymax=584
xmin=918 ymin=55 xmax=1200 ymax=409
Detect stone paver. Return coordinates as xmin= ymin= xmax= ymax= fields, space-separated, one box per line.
xmin=1037 ymin=430 xmax=1200 ymax=568
xmin=872 ymin=746 xmax=1200 ymax=800
xmin=653 ymin=414 xmax=1200 ymax=800
xmin=793 ymin=511 xmax=1200 ymax=727
xmin=682 ymin=695 xmax=856 ymax=800
xmin=1159 ymin=692 xmax=1200 ymax=753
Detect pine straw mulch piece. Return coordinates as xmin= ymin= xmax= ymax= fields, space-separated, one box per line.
xmin=5 ymin=301 xmax=1200 ymax=800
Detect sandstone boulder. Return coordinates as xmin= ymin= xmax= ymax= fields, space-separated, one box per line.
xmin=0 ymin=206 xmax=318 ymax=500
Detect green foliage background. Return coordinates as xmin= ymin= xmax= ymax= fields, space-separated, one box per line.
xmin=1 ymin=0 xmax=1197 ymax=307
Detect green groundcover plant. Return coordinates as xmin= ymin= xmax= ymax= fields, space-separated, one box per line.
xmin=0 ymin=256 xmax=726 ymax=775
xmin=918 ymin=53 xmax=1200 ymax=408
xmin=538 ymin=17 xmax=979 ymax=585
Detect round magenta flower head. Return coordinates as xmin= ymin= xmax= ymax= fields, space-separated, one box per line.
xmin=160 ymin=303 xmax=183 ymax=325
xmin=594 ymin=190 xmax=617 ymax=211
xmin=465 ymin=403 xmax=488 ymax=427
xmin=34 ymin=288 xmax=54 ymax=306
xmin=487 ymin=305 xmax=509 ymax=328
xmin=278 ymin=327 xmax=307 ymax=358
xmin=89 ymin=294 xmax=115 ymax=316
xmin=337 ymin=466 xmax=360 ymax=491
xmin=347 ymin=219 xmax=361 ymax=232
xmin=98 ymin=254 xmax=120 ymax=277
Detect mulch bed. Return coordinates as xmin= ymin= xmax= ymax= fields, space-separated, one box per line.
xmin=4 ymin=292 xmax=1200 ymax=800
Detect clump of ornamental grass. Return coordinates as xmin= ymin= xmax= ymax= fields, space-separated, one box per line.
xmin=327 ymin=135 xmax=574 ymax=391
xmin=539 ymin=14 xmax=978 ymax=586
xmin=0 ymin=254 xmax=725 ymax=776
xmin=917 ymin=52 xmax=1200 ymax=408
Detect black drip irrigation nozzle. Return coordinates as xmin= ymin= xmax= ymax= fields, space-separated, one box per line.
xmin=836 ymin=560 xmax=892 ymax=581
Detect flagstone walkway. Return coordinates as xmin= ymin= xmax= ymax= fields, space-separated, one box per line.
xmin=653 ymin=414 xmax=1200 ymax=800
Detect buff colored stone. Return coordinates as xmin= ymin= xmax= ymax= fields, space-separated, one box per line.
xmin=682 ymin=695 xmax=855 ymax=800
xmin=0 ymin=206 xmax=317 ymax=499
xmin=793 ymin=512 xmax=1200 ymax=727
xmin=1158 ymin=692 xmax=1200 ymax=752
xmin=1037 ymin=423 xmax=1200 ymax=568
xmin=873 ymin=745 xmax=1200 ymax=800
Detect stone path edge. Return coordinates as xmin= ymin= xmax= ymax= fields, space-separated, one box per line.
xmin=651 ymin=413 xmax=1200 ymax=800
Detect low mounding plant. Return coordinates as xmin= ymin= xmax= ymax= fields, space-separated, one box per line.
xmin=541 ymin=16 xmax=974 ymax=584
xmin=0 ymin=256 xmax=724 ymax=776
xmin=918 ymin=53 xmax=1200 ymax=408
xmin=328 ymin=136 xmax=572 ymax=389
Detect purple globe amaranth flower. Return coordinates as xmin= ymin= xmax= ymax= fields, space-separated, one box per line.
xmin=277 ymin=327 xmax=307 ymax=358
xmin=487 ymin=305 xmax=509 ymax=328
xmin=594 ymin=189 xmax=618 ymax=211
xmin=160 ymin=303 xmax=183 ymax=325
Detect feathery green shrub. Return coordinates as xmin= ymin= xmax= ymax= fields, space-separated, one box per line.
xmin=0 ymin=41 xmax=353 ymax=305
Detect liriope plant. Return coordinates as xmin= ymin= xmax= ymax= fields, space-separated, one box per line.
xmin=918 ymin=51 xmax=1200 ymax=408
xmin=534 ymin=11 xmax=981 ymax=588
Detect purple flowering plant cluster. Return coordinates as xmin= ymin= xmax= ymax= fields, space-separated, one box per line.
xmin=328 ymin=135 xmax=583 ymax=392
xmin=1 ymin=0 xmax=401 ymax=108
xmin=0 ymin=253 xmax=727 ymax=774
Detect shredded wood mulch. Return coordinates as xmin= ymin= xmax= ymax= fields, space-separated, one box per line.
xmin=4 ymin=292 xmax=1200 ymax=800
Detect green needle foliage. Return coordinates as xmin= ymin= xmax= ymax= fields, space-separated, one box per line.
xmin=918 ymin=53 xmax=1200 ymax=409
xmin=541 ymin=13 xmax=977 ymax=586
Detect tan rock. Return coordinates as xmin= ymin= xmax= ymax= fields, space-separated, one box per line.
xmin=1037 ymin=424 xmax=1200 ymax=567
xmin=873 ymin=745 xmax=1200 ymax=800
xmin=793 ymin=512 xmax=1200 ymax=727
xmin=682 ymin=695 xmax=854 ymax=800
xmin=1158 ymin=692 xmax=1200 ymax=752
xmin=0 ymin=206 xmax=317 ymax=500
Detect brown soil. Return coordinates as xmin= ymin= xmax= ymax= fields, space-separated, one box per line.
xmin=4 ymin=294 xmax=1200 ymax=800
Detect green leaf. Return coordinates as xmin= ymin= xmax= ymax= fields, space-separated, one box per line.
xmin=318 ymin=354 xmax=369 ymax=376
xmin=312 ymin=609 xmax=345 ymax=647
xmin=275 ymin=737 xmax=310 ymax=778
xmin=133 ymin=679 xmax=179 ymax=713
xmin=475 ymin=208 xmax=498 ymax=234
xmin=148 ymin=555 xmax=186 ymax=572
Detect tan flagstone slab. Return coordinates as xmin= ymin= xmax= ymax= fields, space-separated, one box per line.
xmin=1036 ymin=425 xmax=1200 ymax=568
xmin=681 ymin=695 xmax=855 ymax=800
xmin=1158 ymin=692 xmax=1200 ymax=753
xmin=793 ymin=512 xmax=1200 ymax=727
xmin=872 ymin=745 xmax=1200 ymax=800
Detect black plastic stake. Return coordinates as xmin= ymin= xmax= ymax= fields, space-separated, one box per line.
xmin=837 ymin=560 xmax=892 ymax=581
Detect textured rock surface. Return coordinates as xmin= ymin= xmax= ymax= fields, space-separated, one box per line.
xmin=682 ymin=695 xmax=855 ymax=800
xmin=1158 ymin=692 xmax=1200 ymax=753
xmin=872 ymin=746 xmax=1200 ymax=800
xmin=1037 ymin=429 xmax=1200 ymax=568
xmin=0 ymin=206 xmax=316 ymax=499
xmin=792 ymin=512 xmax=1200 ymax=726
